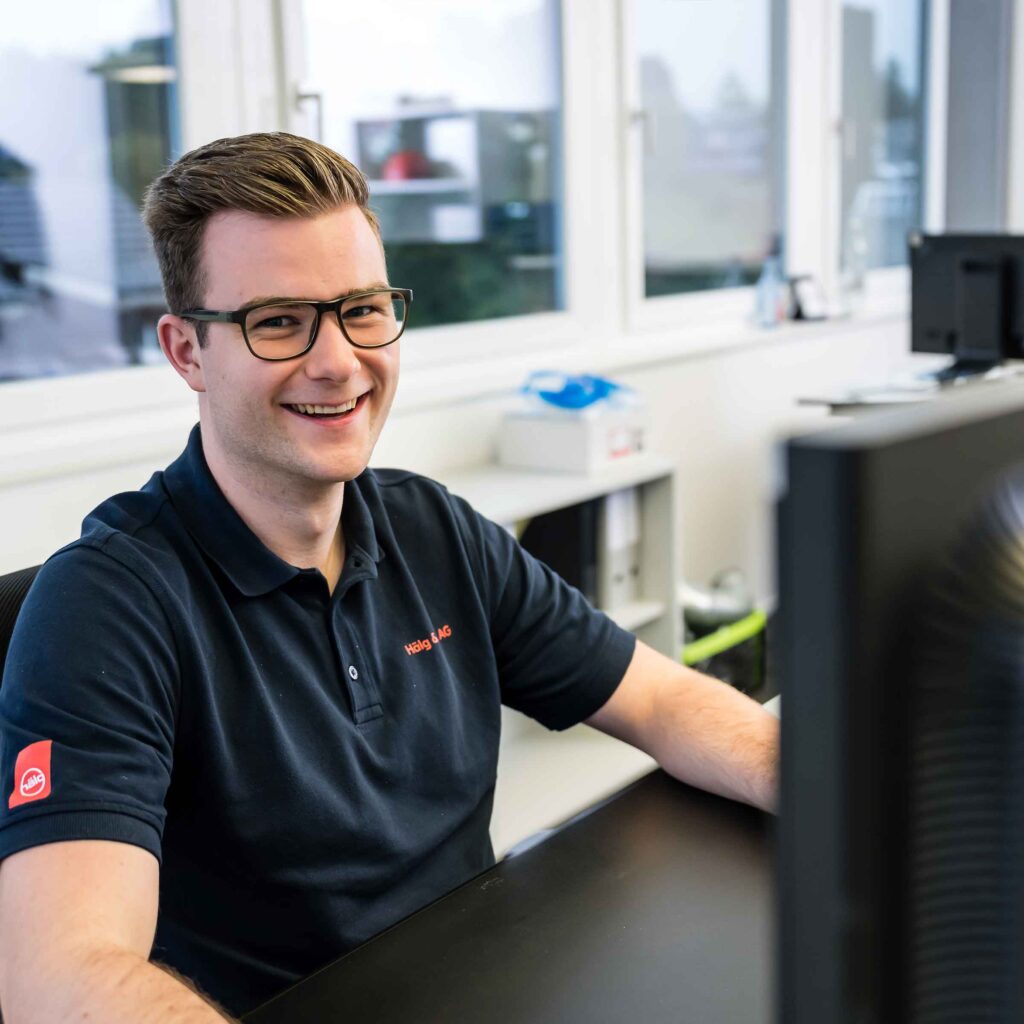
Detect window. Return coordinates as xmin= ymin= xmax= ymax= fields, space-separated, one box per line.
xmin=840 ymin=0 xmax=927 ymax=275
xmin=0 ymin=1 xmax=946 ymax=413
xmin=0 ymin=3 xmax=179 ymax=383
xmin=627 ymin=0 xmax=784 ymax=300
xmin=295 ymin=0 xmax=563 ymax=330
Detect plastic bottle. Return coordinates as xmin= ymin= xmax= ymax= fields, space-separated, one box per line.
xmin=755 ymin=235 xmax=785 ymax=328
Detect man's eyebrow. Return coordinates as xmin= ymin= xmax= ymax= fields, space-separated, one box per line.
xmin=242 ymin=283 xmax=391 ymax=306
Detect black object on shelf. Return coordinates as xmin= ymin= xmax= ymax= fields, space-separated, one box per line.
xmin=519 ymin=501 xmax=599 ymax=605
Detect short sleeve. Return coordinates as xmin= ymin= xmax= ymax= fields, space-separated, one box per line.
xmin=447 ymin=493 xmax=636 ymax=730
xmin=0 ymin=544 xmax=179 ymax=864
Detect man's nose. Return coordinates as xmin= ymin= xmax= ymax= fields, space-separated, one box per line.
xmin=304 ymin=311 xmax=361 ymax=380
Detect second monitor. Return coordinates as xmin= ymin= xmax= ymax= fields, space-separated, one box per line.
xmin=910 ymin=232 xmax=1024 ymax=380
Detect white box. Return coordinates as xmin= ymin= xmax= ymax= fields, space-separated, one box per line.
xmin=498 ymin=407 xmax=648 ymax=474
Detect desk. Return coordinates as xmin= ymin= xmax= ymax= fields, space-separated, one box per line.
xmin=244 ymin=772 xmax=772 ymax=1024
xmin=797 ymin=363 xmax=1024 ymax=413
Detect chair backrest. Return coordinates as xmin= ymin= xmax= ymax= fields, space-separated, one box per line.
xmin=0 ymin=566 xmax=41 ymax=681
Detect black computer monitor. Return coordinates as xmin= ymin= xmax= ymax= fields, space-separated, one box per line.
xmin=910 ymin=232 xmax=1024 ymax=380
xmin=777 ymin=382 xmax=1024 ymax=1023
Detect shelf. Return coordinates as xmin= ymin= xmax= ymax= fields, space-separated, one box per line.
xmin=367 ymin=177 xmax=474 ymax=196
xmin=436 ymin=456 xmax=680 ymax=661
xmin=441 ymin=455 xmax=675 ymax=526
xmin=606 ymin=600 xmax=666 ymax=633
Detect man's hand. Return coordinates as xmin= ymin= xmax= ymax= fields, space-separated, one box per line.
xmin=0 ymin=840 xmax=234 ymax=1023
xmin=585 ymin=640 xmax=779 ymax=812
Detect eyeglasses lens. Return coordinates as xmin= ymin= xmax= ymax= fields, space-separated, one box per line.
xmin=339 ymin=292 xmax=407 ymax=348
xmin=245 ymin=303 xmax=318 ymax=359
xmin=244 ymin=292 xmax=407 ymax=359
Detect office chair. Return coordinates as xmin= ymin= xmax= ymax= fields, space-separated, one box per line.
xmin=0 ymin=566 xmax=41 ymax=680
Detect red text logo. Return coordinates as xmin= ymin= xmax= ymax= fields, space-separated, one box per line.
xmin=404 ymin=623 xmax=453 ymax=656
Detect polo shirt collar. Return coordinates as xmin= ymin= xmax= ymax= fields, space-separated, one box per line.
xmin=162 ymin=425 xmax=381 ymax=597
xmin=338 ymin=465 xmax=382 ymax=570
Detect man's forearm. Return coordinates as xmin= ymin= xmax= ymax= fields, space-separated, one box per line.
xmin=4 ymin=948 xmax=235 ymax=1024
xmin=586 ymin=641 xmax=780 ymax=812
xmin=649 ymin=666 xmax=779 ymax=812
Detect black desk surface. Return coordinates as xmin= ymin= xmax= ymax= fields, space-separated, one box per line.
xmin=245 ymin=771 xmax=772 ymax=1024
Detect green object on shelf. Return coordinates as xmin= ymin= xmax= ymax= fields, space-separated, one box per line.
xmin=682 ymin=609 xmax=768 ymax=666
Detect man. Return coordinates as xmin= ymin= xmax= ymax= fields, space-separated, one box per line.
xmin=0 ymin=133 xmax=777 ymax=1023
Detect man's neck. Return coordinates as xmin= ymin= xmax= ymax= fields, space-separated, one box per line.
xmin=202 ymin=441 xmax=347 ymax=593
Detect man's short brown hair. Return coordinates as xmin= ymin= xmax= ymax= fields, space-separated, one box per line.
xmin=142 ymin=132 xmax=381 ymax=342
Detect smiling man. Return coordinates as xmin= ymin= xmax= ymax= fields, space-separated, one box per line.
xmin=0 ymin=134 xmax=778 ymax=1024
xmin=164 ymin=203 xmax=403 ymax=590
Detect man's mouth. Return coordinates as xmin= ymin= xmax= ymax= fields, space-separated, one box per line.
xmin=283 ymin=395 xmax=364 ymax=419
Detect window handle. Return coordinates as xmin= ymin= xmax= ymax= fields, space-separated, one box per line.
xmin=628 ymin=107 xmax=656 ymax=156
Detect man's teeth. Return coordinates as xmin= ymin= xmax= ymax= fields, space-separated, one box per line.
xmin=290 ymin=399 xmax=358 ymax=415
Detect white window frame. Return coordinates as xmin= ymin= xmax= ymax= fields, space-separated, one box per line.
xmin=617 ymin=0 xmax=780 ymax=339
xmin=924 ymin=0 xmax=950 ymax=234
xmin=786 ymin=0 xmax=833 ymax=298
xmin=0 ymin=0 xmax=951 ymax=470
xmin=0 ymin=0 xmax=287 ymax=456
xmin=275 ymin=0 xmax=596 ymax=398
xmin=0 ymin=0 xmax=600 ymax=457
xmin=828 ymin=0 xmax=947 ymax=321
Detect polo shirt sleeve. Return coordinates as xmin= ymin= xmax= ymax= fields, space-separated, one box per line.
xmin=0 ymin=544 xmax=178 ymax=865
xmin=447 ymin=492 xmax=637 ymax=731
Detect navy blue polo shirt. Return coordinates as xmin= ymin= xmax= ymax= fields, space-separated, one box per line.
xmin=0 ymin=425 xmax=635 ymax=1016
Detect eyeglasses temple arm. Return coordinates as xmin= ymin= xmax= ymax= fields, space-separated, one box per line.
xmin=179 ymin=310 xmax=237 ymax=323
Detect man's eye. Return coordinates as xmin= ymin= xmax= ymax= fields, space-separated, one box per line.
xmin=343 ymin=304 xmax=379 ymax=320
xmin=254 ymin=314 xmax=300 ymax=330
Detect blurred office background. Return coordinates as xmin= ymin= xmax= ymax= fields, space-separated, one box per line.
xmin=0 ymin=0 xmax=1015 ymax=639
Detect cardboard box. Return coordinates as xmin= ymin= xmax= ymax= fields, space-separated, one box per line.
xmin=498 ymin=407 xmax=648 ymax=474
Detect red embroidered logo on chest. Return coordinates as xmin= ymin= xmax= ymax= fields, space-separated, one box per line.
xmin=404 ymin=623 xmax=453 ymax=656
xmin=9 ymin=739 xmax=53 ymax=809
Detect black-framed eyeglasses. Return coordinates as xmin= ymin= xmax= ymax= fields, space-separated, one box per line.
xmin=180 ymin=287 xmax=413 ymax=361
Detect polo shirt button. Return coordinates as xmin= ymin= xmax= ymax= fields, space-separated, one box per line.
xmin=348 ymin=665 xmax=359 ymax=680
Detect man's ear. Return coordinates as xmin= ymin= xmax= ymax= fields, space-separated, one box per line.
xmin=158 ymin=314 xmax=206 ymax=393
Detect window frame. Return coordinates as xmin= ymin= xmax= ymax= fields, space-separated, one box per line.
xmin=618 ymin=0 xmax=790 ymax=341
xmin=0 ymin=0 xmax=953 ymax=460
xmin=828 ymin=0 xmax=946 ymax=319
xmin=278 ymin=0 xmax=590 ymax=378
xmin=923 ymin=0 xmax=950 ymax=234
xmin=0 ymin=0 xmax=287 ymax=449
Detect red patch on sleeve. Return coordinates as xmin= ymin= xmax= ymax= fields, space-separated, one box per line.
xmin=8 ymin=740 xmax=52 ymax=809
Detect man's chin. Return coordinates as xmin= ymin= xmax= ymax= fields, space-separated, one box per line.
xmin=282 ymin=431 xmax=378 ymax=487
xmin=300 ymin=455 xmax=372 ymax=486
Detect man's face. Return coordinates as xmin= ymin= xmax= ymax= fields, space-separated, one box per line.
xmin=188 ymin=205 xmax=399 ymax=492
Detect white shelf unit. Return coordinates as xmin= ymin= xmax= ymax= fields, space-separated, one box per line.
xmin=441 ymin=454 xmax=680 ymax=659
xmin=438 ymin=456 xmax=680 ymax=855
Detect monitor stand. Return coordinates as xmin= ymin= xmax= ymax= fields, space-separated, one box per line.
xmin=928 ymin=358 xmax=1001 ymax=385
